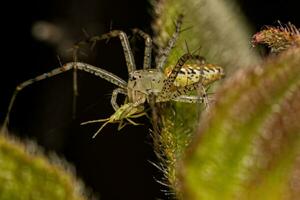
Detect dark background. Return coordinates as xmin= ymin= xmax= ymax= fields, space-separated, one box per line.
xmin=0 ymin=0 xmax=299 ymax=199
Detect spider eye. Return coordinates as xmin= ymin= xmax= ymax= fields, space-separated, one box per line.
xmin=130 ymin=76 xmax=136 ymax=81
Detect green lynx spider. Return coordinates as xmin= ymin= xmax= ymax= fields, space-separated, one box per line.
xmin=2 ymin=15 xmax=224 ymax=137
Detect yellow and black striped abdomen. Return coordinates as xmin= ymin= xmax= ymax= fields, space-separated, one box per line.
xmin=164 ymin=63 xmax=225 ymax=87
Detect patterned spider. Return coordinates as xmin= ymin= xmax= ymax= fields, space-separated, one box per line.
xmin=2 ymin=15 xmax=224 ymax=137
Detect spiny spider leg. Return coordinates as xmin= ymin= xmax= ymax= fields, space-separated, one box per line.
xmin=132 ymin=28 xmax=152 ymax=69
xmin=164 ymin=82 xmax=205 ymax=103
xmin=159 ymin=53 xmax=200 ymax=100
xmin=163 ymin=62 xmax=224 ymax=104
xmin=72 ymin=30 xmax=136 ymax=73
xmin=190 ymin=54 xmax=206 ymax=65
xmin=87 ymin=30 xmax=136 ymax=73
xmin=70 ymin=43 xmax=81 ymax=109
xmin=173 ymin=95 xmax=207 ymax=103
xmin=173 ymin=84 xmax=216 ymax=105
xmin=111 ymin=88 xmax=127 ymax=111
xmin=72 ymin=67 xmax=78 ymax=118
xmin=163 ymin=54 xmax=206 ymax=78
xmin=156 ymin=14 xmax=183 ymax=70
xmin=71 ymin=30 xmax=137 ymax=117
xmin=196 ymin=84 xmax=210 ymax=108
xmin=2 ymin=62 xmax=127 ymax=129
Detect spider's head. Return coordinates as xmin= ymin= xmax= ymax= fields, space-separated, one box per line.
xmin=128 ymin=69 xmax=165 ymax=95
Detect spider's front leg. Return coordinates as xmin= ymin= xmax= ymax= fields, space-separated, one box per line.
xmin=72 ymin=29 xmax=137 ymax=73
xmin=110 ymin=88 xmax=127 ymax=111
xmin=2 ymin=62 xmax=127 ymax=131
xmin=87 ymin=30 xmax=136 ymax=73
xmin=132 ymin=28 xmax=152 ymax=69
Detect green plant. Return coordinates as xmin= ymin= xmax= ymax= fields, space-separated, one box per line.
xmin=151 ymin=0 xmax=300 ymax=199
xmin=0 ymin=132 xmax=90 ymax=200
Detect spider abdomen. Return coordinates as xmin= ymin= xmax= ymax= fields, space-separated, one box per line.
xmin=165 ymin=63 xmax=225 ymax=87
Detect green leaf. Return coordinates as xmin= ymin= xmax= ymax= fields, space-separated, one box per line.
xmin=182 ymin=47 xmax=300 ymax=200
xmin=0 ymin=133 xmax=90 ymax=200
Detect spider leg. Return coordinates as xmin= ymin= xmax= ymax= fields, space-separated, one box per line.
xmin=72 ymin=65 xmax=78 ymax=118
xmin=183 ymin=41 xmax=206 ymax=64
xmin=156 ymin=14 xmax=183 ymax=70
xmin=77 ymin=30 xmax=136 ymax=73
xmin=158 ymin=53 xmax=200 ymax=101
xmin=56 ymin=53 xmax=80 ymax=119
xmin=173 ymin=81 xmax=216 ymax=105
xmin=132 ymin=28 xmax=152 ymax=69
xmin=173 ymin=95 xmax=206 ymax=103
xmin=70 ymin=43 xmax=86 ymax=118
xmin=172 ymin=88 xmax=213 ymax=109
xmin=166 ymin=81 xmax=204 ymax=101
xmin=191 ymin=54 xmax=206 ymax=65
xmin=111 ymin=88 xmax=127 ymax=111
xmin=71 ymin=30 xmax=136 ymax=72
xmin=2 ymin=62 xmax=127 ymax=130
xmin=196 ymin=84 xmax=211 ymax=109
